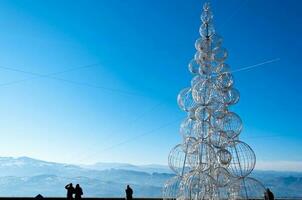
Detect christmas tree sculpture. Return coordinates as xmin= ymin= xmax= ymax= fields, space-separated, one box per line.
xmin=163 ymin=2 xmax=265 ymax=200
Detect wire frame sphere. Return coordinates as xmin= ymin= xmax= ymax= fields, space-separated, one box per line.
xmin=207 ymin=86 xmax=224 ymax=104
xmin=183 ymin=171 xmax=218 ymax=200
xmin=183 ymin=137 xmax=198 ymax=154
xmin=193 ymin=120 xmax=211 ymax=139
xmin=192 ymin=79 xmax=213 ymax=105
xmin=188 ymin=107 xmax=198 ymax=120
xmin=217 ymin=148 xmax=232 ymax=166
xmin=216 ymin=186 xmax=229 ymax=200
xmin=195 ymin=37 xmax=210 ymax=52
xmin=212 ymin=47 xmax=228 ymax=63
xmin=218 ymin=74 xmax=233 ymax=91
xmin=177 ymin=87 xmax=196 ymax=112
xmin=194 ymin=51 xmax=208 ymax=64
xmin=228 ymin=177 xmax=265 ymax=200
xmin=191 ymin=75 xmax=208 ymax=88
xmin=214 ymin=112 xmax=243 ymax=139
xmin=200 ymin=4 xmax=213 ymax=23
xmin=199 ymin=61 xmax=216 ymax=75
xmin=209 ymin=131 xmax=230 ymax=148
xmin=195 ymin=105 xmax=210 ymax=121
xmin=200 ymin=22 xmax=215 ymax=37
xmin=227 ymin=141 xmax=256 ymax=178
xmin=223 ymin=87 xmax=240 ymax=105
xmin=168 ymin=144 xmax=191 ymax=176
xmin=187 ymin=141 xmax=216 ymax=172
xmin=208 ymin=100 xmax=228 ymax=119
xmin=177 ymin=87 xmax=197 ymax=112
xmin=195 ymin=36 xmax=222 ymax=55
xmin=216 ymin=63 xmax=231 ymax=74
xmin=216 ymin=72 xmax=233 ymax=89
xmin=188 ymin=59 xmax=200 ymax=75
xmin=213 ymin=167 xmax=231 ymax=187
xmin=209 ymin=34 xmax=223 ymax=49
xmin=162 ymin=176 xmax=182 ymax=200
xmin=180 ymin=118 xmax=197 ymax=140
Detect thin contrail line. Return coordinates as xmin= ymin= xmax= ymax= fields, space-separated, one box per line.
xmin=127 ymin=101 xmax=165 ymax=126
xmin=0 ymin=63 xmax=100 ymax=87
xmin=77 ymin=117 xmax=181 ymax=163
xmin=220 ymin=0 xmax=249 ymax=29
xmin=0 ymin=64 xmax=145 ymax=97
xmin=232 ymin=58 xmax=280 ymax=73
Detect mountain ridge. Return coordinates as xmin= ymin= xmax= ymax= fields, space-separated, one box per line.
xmin=0 ymin=156 xmax=301 ymax=197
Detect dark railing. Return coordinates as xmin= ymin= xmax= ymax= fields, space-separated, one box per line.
xmin=0 ymin=198 xmax=302 ymax=200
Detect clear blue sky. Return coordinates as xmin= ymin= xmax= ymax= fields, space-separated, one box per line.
xmin=0 ymin=0 xmax=301 ymax=171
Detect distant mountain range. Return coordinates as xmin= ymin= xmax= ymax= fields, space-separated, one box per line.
xmin=0 ymin=156 xmax=301 ymax=197
xmin=81 ymin=162 xmax=172 ymax=174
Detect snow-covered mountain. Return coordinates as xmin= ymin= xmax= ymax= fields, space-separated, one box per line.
xmin=81 ymin=162 xmax=172 ymax=174
xmin=0 ymin=156 xmax=301 ymax=198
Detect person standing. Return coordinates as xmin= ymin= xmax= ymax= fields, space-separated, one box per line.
xmin=75 ymin=184 xmax=83 ymax=200
xmin=65 ymin=183 xmax=75 ymax=200
xmin=125 ymin=185 xmax=133 ymax=200
xmin=265 ymin=188 xmax=275 ymax=200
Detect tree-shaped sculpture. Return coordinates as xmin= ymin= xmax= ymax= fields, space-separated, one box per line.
xmin=163 ymin=2 xmax=265 ymax=200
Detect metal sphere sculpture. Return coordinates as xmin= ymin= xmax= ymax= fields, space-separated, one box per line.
xmin=163 ymin=2 xmax=265 ymax=200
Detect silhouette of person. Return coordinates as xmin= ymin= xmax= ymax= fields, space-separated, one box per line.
xmin=65 ymin=183 xmax=75 ymax=200
xmin=35 ymin=194 xmax=44 ymax=200
xmin=125 ymin=185 xmax=133 ymax=200
xmin=265 ymin=188 xmax=274 ymax=200
xmin=75 ymin=184 xmax=83 ymax=200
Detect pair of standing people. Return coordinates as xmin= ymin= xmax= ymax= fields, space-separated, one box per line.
xmin=65 ymin=183 xmax=83 ymax=200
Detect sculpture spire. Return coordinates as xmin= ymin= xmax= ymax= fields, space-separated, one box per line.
xmin=163 ymin=2 xmax=266 ymax=200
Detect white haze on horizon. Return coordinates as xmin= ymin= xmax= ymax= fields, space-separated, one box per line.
xmin=256 ymin=160 xmax=302 ymax=172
